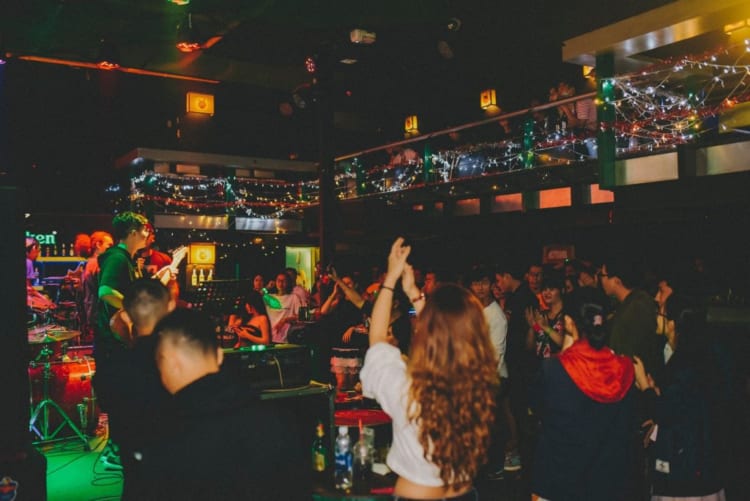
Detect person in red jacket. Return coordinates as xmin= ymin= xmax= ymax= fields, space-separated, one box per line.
xmin=530 ymin=300 xmax=636 ymax=501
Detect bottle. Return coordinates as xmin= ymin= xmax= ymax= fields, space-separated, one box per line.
xmin=334 ymin=426 xmax=353 ymax=491
xmin=191 ymin=268 xmax=198 ymax=287
xmin=352 ymin=433 xmax=372 ymax=483
xmin=198 ymin=268 xmax=205 ymax=283
xmin=560 ymin=111 xmax=568 ymax=134
xmin=312 ymin=422 xmax=327 ymax=473
xmin=262 ymin=287 xmax=282 ymax=309
xmin=69 ymin=243 xmax=75 ymax=256
xmin=206 ymin=268 xmax=213 ymax=281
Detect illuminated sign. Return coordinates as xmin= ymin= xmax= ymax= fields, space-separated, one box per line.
xmin=186 ymin=92 xmax=215 ymax=116
xmin=25 ymin=231 xmax=57 ymax=245
xmin=189 ymin=243 xmax=216 ymax=264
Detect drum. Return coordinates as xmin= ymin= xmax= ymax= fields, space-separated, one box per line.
xmin=330 ymin=347 xmax=362 ymax=391
xmin=28 ymin=357 xmax=98 ymax=437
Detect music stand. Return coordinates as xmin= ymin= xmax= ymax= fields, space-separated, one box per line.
xmin=189 ymin=279 xmax=251 ymax=317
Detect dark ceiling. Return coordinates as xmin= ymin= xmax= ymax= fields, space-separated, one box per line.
xmin=0 ymin=0 xmax=674 ymax=210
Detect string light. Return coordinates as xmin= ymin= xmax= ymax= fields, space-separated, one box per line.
xmin=116 ymin=40 xmax=750 ymax=212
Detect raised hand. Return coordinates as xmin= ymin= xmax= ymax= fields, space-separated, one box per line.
xmin=386 ymin=237 xmax=411 ymax=281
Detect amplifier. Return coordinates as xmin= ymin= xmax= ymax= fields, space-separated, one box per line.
xmin=222 ymin=343 xmax=312 ymax=390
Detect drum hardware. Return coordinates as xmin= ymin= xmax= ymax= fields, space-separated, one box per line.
xmin=28 ymin=339 xmax=90 ymax=450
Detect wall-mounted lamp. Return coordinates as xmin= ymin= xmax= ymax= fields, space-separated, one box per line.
xmin=480 ymin=88 xmax=501 ymax=115
xmin=404 ymin=115 xmax=419 ymax=134
xmin=480 ymin=89 xmax=497 ymax=110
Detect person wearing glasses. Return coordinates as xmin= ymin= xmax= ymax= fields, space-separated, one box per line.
xmin=599 ymin=259 xmax=660 ymax=501
xmin=599 ymin=261 xmax=660 ymax=381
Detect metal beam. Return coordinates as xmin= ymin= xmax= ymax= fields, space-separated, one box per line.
xmin=563 ymin=0 xmax=750 ymax=71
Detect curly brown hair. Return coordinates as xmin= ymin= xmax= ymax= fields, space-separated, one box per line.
xmin=408 ymin=283 xmax=499 ymax=488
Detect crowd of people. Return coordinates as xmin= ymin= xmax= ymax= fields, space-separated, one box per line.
xmin=28 ymin=209 xmax=744 ymax=500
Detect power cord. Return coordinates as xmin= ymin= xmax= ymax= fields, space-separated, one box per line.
xmin=269 ymin=355 xmax=284 ymax=388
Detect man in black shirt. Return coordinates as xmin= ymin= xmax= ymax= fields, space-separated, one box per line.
xmin=138 ymin=309 xmax=310 ymax=500
xmin=93 ymin=212 xmax=150 ymax=467
xmin=496 ymin=263 xmax=541 ymax=477
xmin=118 ymin=278 xmax=175 ymax=500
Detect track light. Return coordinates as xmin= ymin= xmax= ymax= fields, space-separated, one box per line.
xmin=96 ymin=39 xmax=120 ymax=70
xmin=176 ymin=13 xmax=202 ymax=53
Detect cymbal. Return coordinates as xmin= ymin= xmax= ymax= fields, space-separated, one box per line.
xmin=47 ymin=329 xmax=81 ymax=342
xmin=28 ymin=328 xmax=81 ymax=344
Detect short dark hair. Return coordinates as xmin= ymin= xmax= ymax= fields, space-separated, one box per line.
xmin=570 ymin=301 xmax=609 ymax=350
xmin=495 ymin=263 xmax=526 ymax=280
xmin=603 ymin=258 xmax=640 ymax=289
xmin=111 ymin=212 xmax=149 ymax=241
xmin=155 ymin=309 xmax=219 ymax=356
xmin=541 ymin=271 xmax=565 ymax=292
xmin=123 ymin=278 xmax=171 ymax=330
xmin=466 ymin=265 xmax=494 ymax=284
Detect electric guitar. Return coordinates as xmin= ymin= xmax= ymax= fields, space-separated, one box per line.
xmin=111 ymin=245 xmax=189 ymax=346
xmin=152 ymin=245 xmax=188 ymax=286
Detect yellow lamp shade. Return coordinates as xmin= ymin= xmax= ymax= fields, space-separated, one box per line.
xmin=189 ymin=243 xmax=216 ymax=264
xmin=186 ymin=92 xmax=215 ymax=116
xmin=404 ymin=115 xmax=419 ymax=133
xmin=480 ymin=89 xmax=497 ymax=110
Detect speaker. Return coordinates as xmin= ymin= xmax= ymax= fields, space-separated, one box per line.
xmin=222 ymin=343 xmax=312 ymax=390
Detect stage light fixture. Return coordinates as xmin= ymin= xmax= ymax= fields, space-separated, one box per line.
xmin=176 ymin=13 xmax=202 ymax=53
xmin=96 ymin=39 xmax=120 ymax=70
xmin=304 ymin=56 xmax=317 ymax=73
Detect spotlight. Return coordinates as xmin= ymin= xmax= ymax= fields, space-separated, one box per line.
xmin=304 ymin=56 xmax=317 ymax=73
xmin=176 ymin=13 xmax=202 ymax=53
xmin=96 ymin=39 xmax=120 ymax=70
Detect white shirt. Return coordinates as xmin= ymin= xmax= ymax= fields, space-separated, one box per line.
xmin=485 ymin=301 xmax=509 ymax=378
xmin=266 ymin=293 xmax=301 ymax=343
xmin=360 ymin=343 xmax=444 ymax=487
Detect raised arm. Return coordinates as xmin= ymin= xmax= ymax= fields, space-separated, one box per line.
xmin=331 ymin=273 xmax=366 ymax=309
xmin=401 ymin=264 xmax=424 ymax=316
xmin=369 ymin=238 xmax=410 ymax=346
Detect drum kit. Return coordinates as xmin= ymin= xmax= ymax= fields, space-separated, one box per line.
xmin=27 ymin=311 xmax=95 ymax=449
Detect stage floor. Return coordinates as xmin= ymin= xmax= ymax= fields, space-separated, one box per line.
xmin=41 ymin=421 xmax=122 ymax=501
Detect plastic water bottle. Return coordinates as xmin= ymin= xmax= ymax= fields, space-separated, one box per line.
xmin=334 ymin=426 xmax=353 ymax=490
xmin=352 ymin=434 xmax=372 ymax=483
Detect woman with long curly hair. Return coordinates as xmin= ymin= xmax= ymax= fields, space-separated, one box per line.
xmin=360 ymin=237 xmax=499 ymax=500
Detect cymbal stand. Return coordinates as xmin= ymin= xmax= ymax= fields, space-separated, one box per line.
xmin=29 ymin=346 xmax=89 ymax=450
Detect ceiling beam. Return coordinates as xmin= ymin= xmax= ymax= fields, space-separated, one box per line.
xmin=562 ymin=0 xmax=750 ymax=71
